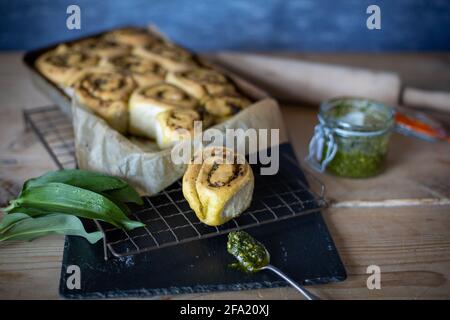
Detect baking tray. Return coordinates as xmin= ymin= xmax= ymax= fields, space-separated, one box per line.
xmin=23 ymin=35 xmax=90 ymax=116
xmin=22 ymin=26 xmax=261 ymax=117
xmin=23 ymin=28 xmax=155 ymax=115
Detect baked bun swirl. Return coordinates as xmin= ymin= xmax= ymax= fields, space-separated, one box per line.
xmin=155 ymin=108 xmax=212 ymax=149
xmin=73 ymin=69 xmax=136 ymax=133
xmin=35 ymin=47 xmax=99 ymax=86
xmin=103 ymin=27 xmax=160 ymax=46
xmin=183 ymin=147 xmax=254 ymax=226
xmin=69 ymin=38 xmax=131 ymax=58
xmin=133 ymin=42 xmax=198 ymax=72
xmin=129 ymin=83 xmax=198 ymax=139
xmin=103 ymin=54 xmax=166 ymax=87
xmin=200 ymin=94 xmax=252 ymax=122
xmin=166 ymin=68 xmax=236 ymax=99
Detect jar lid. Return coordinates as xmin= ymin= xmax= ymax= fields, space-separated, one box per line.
xmin=395 ymin=110 xmax=450 ymax=142
xmin=319 ymin=97 xmax=395 ymax=137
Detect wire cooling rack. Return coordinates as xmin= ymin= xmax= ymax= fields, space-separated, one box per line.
xmin=24 ymin=106 xmax=327 ymax=260
xmin=24 ymin=106 xmax=76 ymax=169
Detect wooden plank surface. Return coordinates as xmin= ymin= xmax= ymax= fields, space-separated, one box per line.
xmin=0 ymin=53 xmax=449 ymax=299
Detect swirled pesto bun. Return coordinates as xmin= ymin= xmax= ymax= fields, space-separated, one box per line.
xmin=102 ymin=54 xmax=166 ymax=87
xmin=102 ymin=27 xmax=161 ymax=46
xmin=73 ymin=68 xmax=136 ymax=133
xmin=166 ymin=68 xmax=236 ymax=99
xmin=155 ymin=107 xmax=213 ymax=149
xmin=35 ymin=46 xmax=99 ymax=86
xmin=128 ymin=83 xmax=198 ymax=139
xmin=200 ymin=94 xmax=252 ymax=123
xmin=67 ymin=37 xmax=131 ymax=58
xmin=182 ymin=146 xmax=254 ymax=226
xmin=133 ymin=42 xmax=198 ymax=72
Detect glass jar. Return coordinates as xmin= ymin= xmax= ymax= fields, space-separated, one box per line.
xmin=306 ymin=97 xmax=395 ymax=178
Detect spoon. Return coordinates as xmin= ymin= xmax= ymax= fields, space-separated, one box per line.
xmin=260 ymin=264 xmax=321 ymax=300
xmin=227 ymin=231 xmax=321 ymax=300
xmin=258 ymin=247 xmax=321 ymax=300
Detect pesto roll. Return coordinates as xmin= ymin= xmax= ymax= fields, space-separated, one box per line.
xmin=200 ymin=94 xmax=252 ymax=123
xmin=102 ymin=27 xmax=161 ymax=46
xmin=73 ymin=68 xmax=136 ymax=134
xmin=35 ymin=46 xmax=99 ymax=86
xmin=68 ymin=37 xmax=131 ymax=58
xmin=166 ymin=68 xmax=236 ymax=99
xmin=182 ymin=147 xmax=254 ymax=226
xmin=133 ymin=42 xmax=198 ymax=72
xmin=155 ymin=108 xmax=212 ymax=149
xmin=128 ymin=83 xmax=198 ymax=139
xmin=103 ymin=54 xmax=166 ymax=87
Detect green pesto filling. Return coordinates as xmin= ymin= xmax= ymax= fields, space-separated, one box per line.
xmin=227 ymin=231 xmax=269 ymax=273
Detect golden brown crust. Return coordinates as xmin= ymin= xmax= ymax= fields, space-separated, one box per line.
xmin=128 ymin=83 xmax=199 ymax=139
xmin=102 ymin=27 xmax=161 ymax=46
xmin=200 ymin=94 xmax=252 ymax=122
xmin=156 ymin=107 xmax=215 ymax=149
xmin=103 ymin=54 xmax=166 ymax=87
xmin=164 ymin=108 xmax=202 ymax=131
xmin=159 ymin=106 xmax=213 ymax=133
xmin=165 ymin=68 xmax=236 ymax=99
xmin=133 ymin=42 xmax=198 ymax=72
xmin=73 ymin=69 xmax=136 ymax=133
xmin=130 ymin=83 xmax=198 ymax=109
xmin=182 ymin=147 xmax=254 ymax=226
xmin=35 ymin=47 xmax=99 ymax=86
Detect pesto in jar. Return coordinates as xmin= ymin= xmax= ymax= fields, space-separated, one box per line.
xmin=227 ymin=231 xmax=269 ymax=273
xmin=317 ymin=98 xmax=394 ymax=178
xmin=324 ymin=132 xmax=390 ymax=178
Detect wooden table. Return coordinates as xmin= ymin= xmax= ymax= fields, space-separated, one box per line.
xmin=0 ymin=53 xmax=449 ymax=299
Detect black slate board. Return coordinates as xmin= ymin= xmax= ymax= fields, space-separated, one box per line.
xmin=59 ymin=143 xmax=346 ymax=298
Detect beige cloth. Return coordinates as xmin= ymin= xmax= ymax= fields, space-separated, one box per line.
xmin=212 ymin=53 xmax=402 ymax=106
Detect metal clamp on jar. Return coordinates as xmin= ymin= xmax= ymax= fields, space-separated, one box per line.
xmin=306 ymin=97 xmax=395 ymax=178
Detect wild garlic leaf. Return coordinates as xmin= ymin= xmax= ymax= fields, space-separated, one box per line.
xmin=6 ymin=182 xmax=144 ymax=230
xmin=104 ymin=185 xmax=143 ymax=206
xmin=23 ymin=169 xmax=128 ymax=193
xmin=23 ymin=169 xmax=143 ymax=205
xmin=0 ymin=213 xmax=103 ymax=244
xmin=0 ymin=212 xmax=30 ymax=234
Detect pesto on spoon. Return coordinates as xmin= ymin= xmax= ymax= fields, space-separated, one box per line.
xmin=227 ymin=231 xmax=321 ymax=300
xmin=227 ymin=230 xmax=270 ymax=272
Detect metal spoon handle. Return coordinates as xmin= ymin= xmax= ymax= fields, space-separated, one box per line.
xmin=263 ymin=265 xmax=321 ymax=300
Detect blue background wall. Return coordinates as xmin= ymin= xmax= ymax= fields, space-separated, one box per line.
xmin=0 ymin=0 xmax=449 ymax=52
